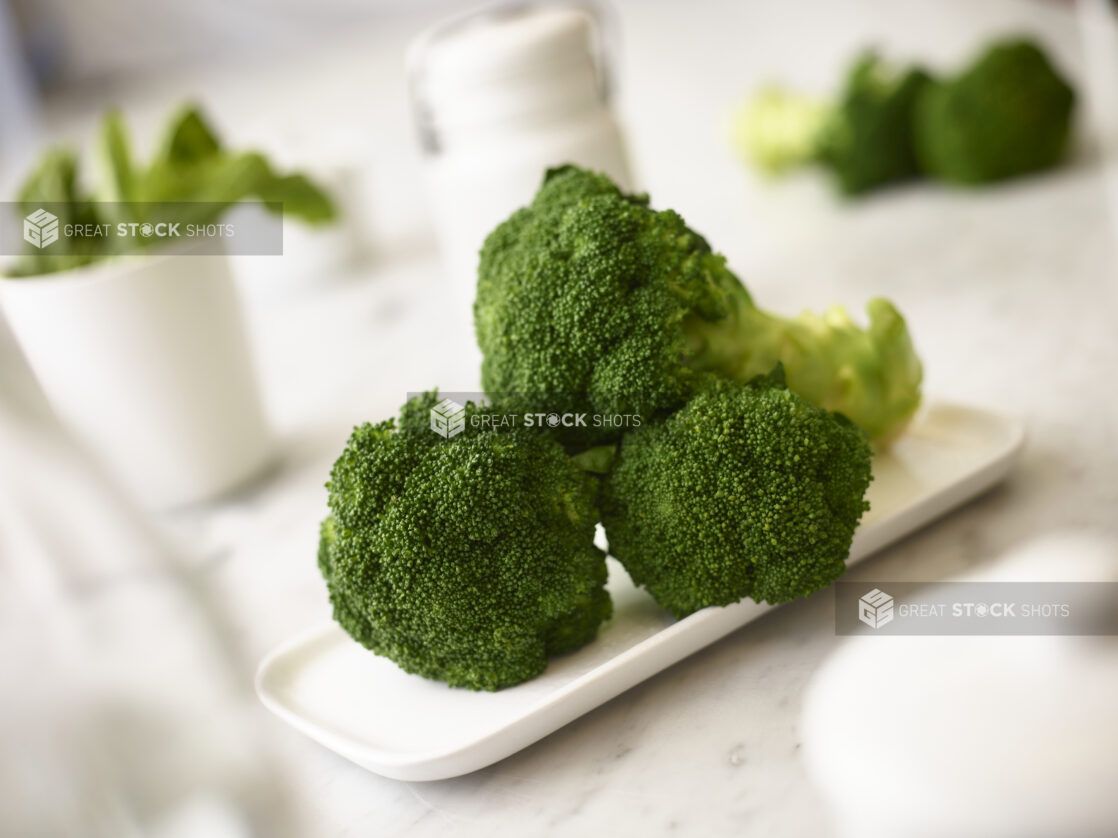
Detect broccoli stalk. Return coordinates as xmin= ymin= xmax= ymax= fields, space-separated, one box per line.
xmin=684 ymin=275 xmax=923 ymax=444
xmin=475 ymin=165 xmax=922 ymax=447
xmin=732 ymin=86 xmax=833 ymax=177
xmin=601 ymin=367 xmax=873 ymax=618
xmin=318 ymin=391 xmax=612 ymax=691
xmin=734 ymin=51 xmax=931 ymax=195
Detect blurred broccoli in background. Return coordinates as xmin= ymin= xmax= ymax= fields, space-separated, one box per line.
xmin=736 ymin=52 xmax=930 ymax=195
xmin=319 ymin=391 xmax=612 ymax=691
xmin=601 ymin=368 xmax=873 ymax=618
xmin=733 ymin=37 xmax=1075 ymax=196
xmin=475 ymin=165 xmax=922 ymax=446
xmin=732 ymin=86 xmax=832 ymax=176
xmin=816 ymin=54 xmax=931 ymax=195
xmin=914 ymin=39 xmax=1076 ymax=184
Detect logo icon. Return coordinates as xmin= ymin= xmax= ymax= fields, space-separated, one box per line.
xmin=23 ymin=208 xmax=59 ymax=249
xmin=858 ymin=588 xmax=894 ymax=629
xmin=430 ymin=398 xmax=465 ymax=439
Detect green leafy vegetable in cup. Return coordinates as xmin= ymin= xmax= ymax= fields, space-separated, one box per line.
xmin=7 ymin=104 xmax=336 ymax=277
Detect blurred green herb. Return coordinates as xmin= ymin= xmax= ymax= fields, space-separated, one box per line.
xmin=8 ymin=104 xmax=337 ymax=278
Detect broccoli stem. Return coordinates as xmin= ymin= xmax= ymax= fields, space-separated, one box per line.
xmin=685 ymin=277 xmax=923 ymax=442
xmin=733 ymin=86 xmax=834 ymax=176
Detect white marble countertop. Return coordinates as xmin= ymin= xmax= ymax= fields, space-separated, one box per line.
xmin=3 ymin=1 xmax=1117 ymax=836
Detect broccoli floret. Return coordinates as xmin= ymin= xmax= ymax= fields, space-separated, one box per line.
xmin=600 ymin=368 xmax=873 ymax=618
xmin=734 ymin=52 xmax=931 ymax=195
xmin=475 ymin=165 xmax=729 ymax=450
xmin=475 ymin=165 xmax=922 ymax=445
xmin=318 ymin=391 xmax=611 ymax=691
xmin=817 ymin=53 xmax=932 ymax=195
xmin=913 ymin=38 xmax=1075 ymax=184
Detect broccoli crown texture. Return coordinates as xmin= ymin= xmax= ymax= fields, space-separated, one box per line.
xmin=914 ymin=39 xmax=1075 ymax=184
xmin=475 ymin=165 xmax=922 ymax=445
xmin=319 ymin=391 xmax=611 ymax=691
xmin=817 ymin=51 xmax=932 ymax=195
xmin=601 ymin=369 xmax=872 ymax=618
xmin=475 ymin=165 xmax=739 ymax=449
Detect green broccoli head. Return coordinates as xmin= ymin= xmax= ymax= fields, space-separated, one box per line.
xmin=733 ymin=52 xmax=931 ymax=195
xmin=817 ymin=51 xmax=932 ymax=195
xmin=914 ymin=38 xmax=1075 ymax=184
xmin=475 ymin=165 xmax=740 ymax=449
xmin=318 ymin=391 xmax=611 ymax=691
xmin=475 ymin=165 xmax=922 ymax=445
xmin=601 ymin=368 xmax=872 ymax=618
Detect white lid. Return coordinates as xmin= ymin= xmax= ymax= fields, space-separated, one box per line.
xmin=421 ymin=5 xmax=594 ymax=85
xmin=408 ymin=4 xmax=609 ymax=150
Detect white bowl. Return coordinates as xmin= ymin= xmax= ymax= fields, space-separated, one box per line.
xmin=1 ymin=247 xmax=273 ymax=507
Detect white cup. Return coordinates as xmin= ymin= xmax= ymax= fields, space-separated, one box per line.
xmin=1 ymin=248 xmax=273 ymax=507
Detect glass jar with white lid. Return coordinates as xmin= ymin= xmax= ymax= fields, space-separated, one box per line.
xmin=408 ymin=2 xmax=633 ymax=300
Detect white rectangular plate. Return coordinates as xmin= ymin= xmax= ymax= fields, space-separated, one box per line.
xmin=257 ymin=403 xmax=1024 ymax=781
